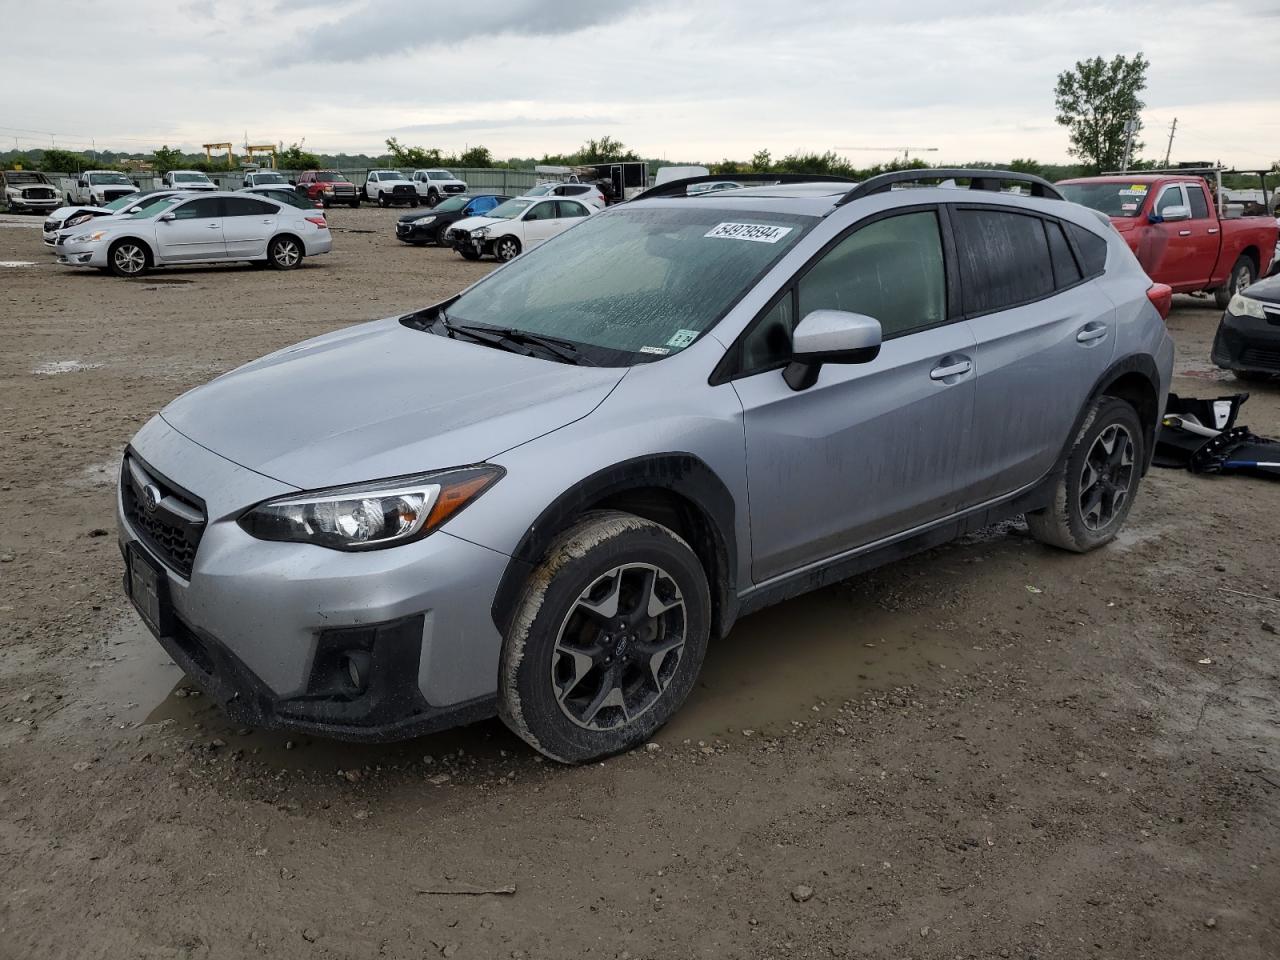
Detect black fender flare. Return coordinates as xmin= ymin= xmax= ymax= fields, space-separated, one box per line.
xmin=489 ymin=453 xmax=739 ymax=640
xmin=1055 ymin=352 xmax=1163 ymax=474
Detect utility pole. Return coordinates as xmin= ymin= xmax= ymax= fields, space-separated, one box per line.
xmin=1163 ymin=118 xmax=1177 ymax=167
xmin=1119 ymin=119 xmax=1138 ymax=172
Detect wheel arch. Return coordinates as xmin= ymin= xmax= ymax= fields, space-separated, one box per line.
xmin=108 ymin=235 xmax=155 ymax=264
xmin=271 ymin=231 xmax=304 ymax=256
xmin=1058 ymin=354 xmax=1162 ymax=475
xmin=1237 ymin=245 xmax=1260 ymax=276
xmin=490 ymin=453 xmax=739 ymax=643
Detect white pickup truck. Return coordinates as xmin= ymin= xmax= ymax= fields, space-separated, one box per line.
xmin=67 ymin=170 xmax=140 ymax=206
xmin=160 ymin=170 xmax=217 ymax=192
xmin=411 ymin=168 xmax=468 ymax=205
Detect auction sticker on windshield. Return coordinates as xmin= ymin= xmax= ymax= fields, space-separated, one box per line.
xmin=705 ymin=222 xmax=794 ymax=243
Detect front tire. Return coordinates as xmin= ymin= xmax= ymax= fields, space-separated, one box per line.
xmin=1214 ymin=256 xmax=1256 ymax=309
xmin=378 ymin=193 xmax=389 ymax=208
xmin=495 ymin=236 xmax=521 ymax=261
xmin=427 ymin=189 xmax=440 ymax=206
xmin=107 ymin=239 xmax=150 ymax=278
xmin=499 ymin=511 xmax=711 ymax=764
xmin=1026 ymin=396 xmax=1144 ymax=553
xmin=460 ymin=248 xmax=481 ymax=260
xmin=435 ymin=224 xmax=452 ymax=246
xmin=267 ymin=235 xmax=303 ymax=270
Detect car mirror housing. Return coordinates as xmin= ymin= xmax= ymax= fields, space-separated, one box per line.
xmin=158 ymin=212 xmax=176 ymax=222
xmin=783 ymin=310 xmax=882 ymax=391
xmin=1151 ymin=205 xmax=1191 ymax=223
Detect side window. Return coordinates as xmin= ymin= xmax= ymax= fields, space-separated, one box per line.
xmin=1044 ymin=219 xmax=1083 ymax=288
xmin=1187 ymin=185 xmax=1210 ymax=219
xmin=171 ymin=198 xmax=221 ymax=220
xmin=797 ymin=211 xmax=947 ymax=339
xmin=741 ymin=293 xmax=796 ymax=372
xmin=523 ymin=201 xmax=555 ymax=221
xmin=224 ymin=197 xmax=275 ymax=216
xmin=1065 ymin=222 xmax=1108 ymax=277
xmin=1155 ymin=185 xmax=1186 ymax=215
xmin=557 ymin=200 xmax=589 ymax=219
xmin=952 ymin=208 xmax=1054 ymax=314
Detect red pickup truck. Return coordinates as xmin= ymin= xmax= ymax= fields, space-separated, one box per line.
xmin=1057 ymin=174 xmax=1277 ymax=307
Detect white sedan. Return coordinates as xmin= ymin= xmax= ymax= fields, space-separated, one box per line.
xmin=448 ymin=196 xmax=595 ymax=261
xmin=54 ymin=191 xmax=332 ymax=277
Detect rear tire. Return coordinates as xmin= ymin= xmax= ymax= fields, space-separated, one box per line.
xmin=267 ymin=235 xmax=303 ymax=270
xmin=1025 ymin=396 xmax=1144 ymax=553
xmin=498 ymin=511 xmax=711 ymax=764
xmin=1214 ymin=256 xmax=1256 ymax=309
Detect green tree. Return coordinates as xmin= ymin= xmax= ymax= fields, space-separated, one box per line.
xmin=710 ymin=159 xmax=746 ymax=174
xmin=457 ymin=145 xmax=493 ymax=168
xmin=277 ymin=142 xmax=321 ymax=170
xmin=385 ymin=137 xmax=441 ymax=167
xmin=750 ymin=149 xmax=772 ymax=171
xmin=574 ymin=136 xmax=640 ymax=164
xmin=151 ymin=145 xmax=185 ymax=175
xmin=774 ymin=150 xmax=857 ymax=177
xmin=39 ymin=148 xmax=89 ymax=173
xmin=1054 ymin=53 xmax=1149 ymax=173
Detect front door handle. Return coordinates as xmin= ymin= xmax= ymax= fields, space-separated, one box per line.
xmin=929 ymin=358 xmax=972 ymax=381
xmin=1077 ymin=322 xmax=1109 ymax=343
xmin=207 ymin=223 xmax=220 ymax=230
xmin=1178 ymin=229 xmax=1192 ymax=237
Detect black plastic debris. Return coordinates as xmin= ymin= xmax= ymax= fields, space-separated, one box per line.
xmin=1155 ymin=393 xmax=1280 ymax=479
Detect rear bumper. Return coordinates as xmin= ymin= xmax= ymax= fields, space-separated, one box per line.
xmin=1212 ymin=307 xmax=1280 ymax=373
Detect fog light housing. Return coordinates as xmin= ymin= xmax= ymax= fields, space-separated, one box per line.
xmin=343 ymin=651 xmax=372 ymax=693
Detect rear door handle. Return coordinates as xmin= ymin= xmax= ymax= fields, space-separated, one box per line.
xmin=1077 ymin=322 xmax=1109 ymax=343
xmin=207 ymin=223 xmax=220 ymax=230
xmin=929 ymin=358 xmax=972 ymax=381
xmin=1178 ymin=229 xmax=1192 ymax=237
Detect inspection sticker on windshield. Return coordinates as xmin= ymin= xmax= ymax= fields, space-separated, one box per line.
xmin=705 ymin=222 xmax=794 ymax=243
xmin=1118 ymin=185 xmax=1148 ymax=196
xmin=665 ymin=329 xmax=699 ymax=349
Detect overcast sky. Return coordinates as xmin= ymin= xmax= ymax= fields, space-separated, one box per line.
xmin=3 ymin=0 xmax=1277 ymax=168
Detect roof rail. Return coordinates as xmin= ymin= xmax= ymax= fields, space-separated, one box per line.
xmin=632 ymin=172 xmax=857 ymax=202
xmin=837 ymin=168 xmax=1065 ymax=205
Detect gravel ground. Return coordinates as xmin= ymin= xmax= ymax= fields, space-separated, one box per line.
xmin=1 ymin=206 xmax=1278 ymax=959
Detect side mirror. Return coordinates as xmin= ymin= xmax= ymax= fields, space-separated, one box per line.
xmin=158 ymin=212 xmax=176 ymax=222
xmin=1154 ymin=205 xmax=1191 ymax=223
xmin=783 ymin=310 xmax=882 ymax=391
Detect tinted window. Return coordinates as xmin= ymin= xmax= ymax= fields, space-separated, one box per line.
xmin=1045 ymin=220 xmax=1083 ymax=288
xmin=171 ymin=198 xmax=221 ymax=220
xmin=741 ymin=293 xmax=796 ymax=372
xmin=952 ymin=209 xmax=1054 ymax=314
xmin=225 ymin=197 xmax=276 ymax=216
xmin=557 ymin=200 xmax=590 ymax=218
xmin=523 ymin=201 xmax=556 ymax=221
xmin=1065 ymin=222 xmax=1108 ymax=277
xmin=1187 ymin=184 xmax=1209 ymax=219
xmin=798 ymin=211 xmax=947 ymax=339
xmin=1155 ymin=185 xmax=1185 ymax=215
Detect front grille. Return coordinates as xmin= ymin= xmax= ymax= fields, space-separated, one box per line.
xmin=23 ymin=187 xmax=55 ymax=200
xmin=121 ymin=454 xmax=207 ymax=578
xmin=392 ymin=184 xmax=414 ymax=196
xmin=326 ymin=183 xmax=354 ymax=195
xmin=1240 ymin=346 xmax=1280 ymax=371
xmin=443 ymin=184 xmax=465 ymax=193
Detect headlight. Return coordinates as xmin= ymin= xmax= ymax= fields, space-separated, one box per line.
xmin=65 ymin=214 xmax=93 ymax=228
xmin=70 ymin=230 xmax=108 ymax=242
xmin=1227 ymin=293 xmax=1267 ymax=319
xmin=471 ymin=227 xmax=490 ymax=238
xmin=412 ymin=215 xmax=437 ymax=226
xmin=237 ymin=465 xmax=503 ymax=551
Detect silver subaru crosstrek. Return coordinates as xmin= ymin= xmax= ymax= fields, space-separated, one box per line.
xmin=118 ymin=170 xmax=1174 ymax=763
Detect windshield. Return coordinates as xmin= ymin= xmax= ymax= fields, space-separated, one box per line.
xmin=103 ymin=194 xmax=145 ymax=211
xmin=1060 ymin=182 xmax=1150 ymax=218
xmin=525 ymin=184 xmax=556 ymax=197
xmin=485 ymin=198 xmax=535 ymax=220
xmin=435 ymin=196 xmax=469 ymax=213
xmin=90 ymin=172 xmax=132 ymax=185
xmin=252 ymin=172 xmax=286 ymax=184
xmin=130 ymin=196 xmax=185 ymax=218
xmin=444 ymin=206 xmax=813 ymax=364
xmin=428 ymin=171 xmax=454 ymax=180
xmin=315 ymin=172 xmax=345 ymax=183
xmin=173 ymin=173 xmax=210 ymax=183
xmin=381 ymin=171 xmax=409 ymax=181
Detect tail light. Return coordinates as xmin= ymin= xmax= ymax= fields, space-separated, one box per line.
xmin=305 ymin=216 xmax=328 ymax=229
xmin=1146 ymin=283 xmax=1173 ymax=320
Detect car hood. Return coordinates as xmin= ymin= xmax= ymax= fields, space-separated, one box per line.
xmin=49 ymin=204 xmax=108 ymax=219
xmin=452 ymin=214 xmax=508 ymax=233
xmin=160 ymin=316 xmax=627 ymax=489
xmin=1245 ymin=273 xmax=1280 ymax=305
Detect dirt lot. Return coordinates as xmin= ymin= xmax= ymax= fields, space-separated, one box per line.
xmin=1 ymin=206 xmax=1278 ymax=960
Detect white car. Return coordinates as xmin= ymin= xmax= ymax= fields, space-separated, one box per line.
xmin=364 ymin=169 xmax=419 ymax=207
xmin=3 ymin=170 xmax=61 ymax=213
xmin=448 ymin=195 xmax=594 ymax=261
xmin=521 ymin=181 xmax=607 ymax=210
xmin=161 ymin=170 xmax=217 ymax=192
xmin=412 ymin=168 xmax=468 ymax=205
xmin=67 ymin=170 xmax=140 ymax=206
xmin=42 ymin=190 xmax=188 ymax=245
xmin=53 ymin=191 xmax=331 ymax=277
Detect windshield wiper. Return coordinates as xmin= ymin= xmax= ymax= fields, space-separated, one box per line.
xmin=442 ymin=317 xmax=593 ymax=366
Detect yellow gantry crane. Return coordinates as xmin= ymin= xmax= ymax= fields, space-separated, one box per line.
xmin=202 ymin=141 xmax=235 ymax=165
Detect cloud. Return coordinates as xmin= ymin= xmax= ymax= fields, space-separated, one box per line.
xmin=381 ymin=116 xmax=617 ymax=136
xmin=287 ymin=0 xmax=642 ymax=63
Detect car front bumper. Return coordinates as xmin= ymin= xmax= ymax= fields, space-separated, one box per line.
xmin=116 ymin=415 xmax=510 ymax=741
xmin=1212 ymin=304 xmax=1280 ymax=374
xmin=54 ymin=237 xmax=108 ymax=267
xmin=7 ymin=196 xmax=59 ymax=212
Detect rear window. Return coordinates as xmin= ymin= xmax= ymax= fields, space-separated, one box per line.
xmin=1045 ymin=220 xmax=1083 ymax=288
xmin=1066 ymin=222 xmax=1108 ymax=277
xmin=952 ymin=208 xmax=1055 ymax=315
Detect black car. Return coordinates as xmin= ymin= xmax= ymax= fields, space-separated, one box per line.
xmin=1212 ymin=273 xmax=1280 ymax=381
xmin=394 ymin=194 xmax=510 ymax=246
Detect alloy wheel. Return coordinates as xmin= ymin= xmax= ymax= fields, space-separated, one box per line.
xmin=497 ymin=239 xmax=519 ymax=261
xmin=114 ymin=243 xmax=146 ymax=275
xmin=1079 ymin=423 xmax=1135 ymax=531
xmin=273 ymin=239 xmax=300 ymax=267
xmin=550 ymin=563 xmax=686 ymax=731
xmin=1234 ymin=263 xmax=1252 ymax=296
